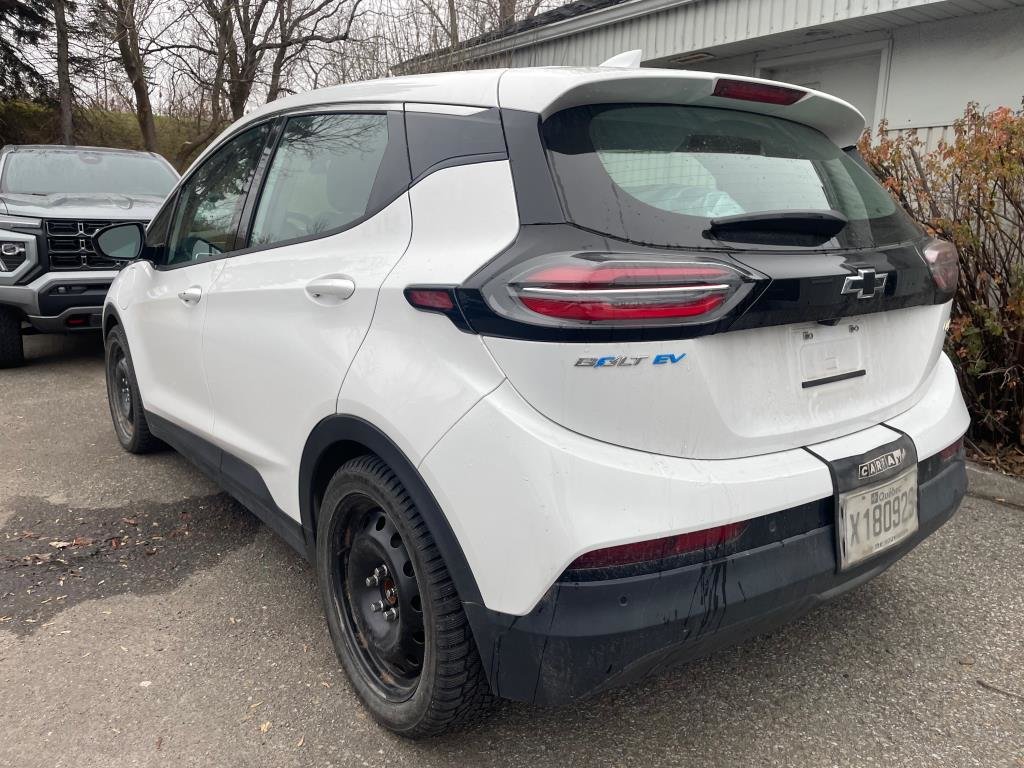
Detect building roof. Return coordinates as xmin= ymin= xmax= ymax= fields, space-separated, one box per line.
xmin=399 ymin=0 xmax=632 ymax=70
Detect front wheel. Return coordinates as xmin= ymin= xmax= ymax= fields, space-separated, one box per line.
xmin=0 ymin=306 xmax=24 ymax=368
xmin=317 ymin=456 xmax=492 ymax=737
xmin=104 ymin=325 xmax=161 ymax=453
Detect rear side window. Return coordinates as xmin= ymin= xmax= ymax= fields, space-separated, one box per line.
xmin=541 ymin=104 xmax=921 ymax=249
xmin=249 ymin=113 xmax=389 ymax=247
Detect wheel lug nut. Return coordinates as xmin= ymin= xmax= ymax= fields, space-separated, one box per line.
xmin=369 ymin=600 xmax=384 ymax=613
xmin=365 ymin=564 xmax=388 ymax=587
xmin=383 ymin=607 xmax=398 ymax=622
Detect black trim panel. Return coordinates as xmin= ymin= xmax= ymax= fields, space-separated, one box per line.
xmin=501 ymin=108 xmax=564 ymax=225
xmin=146 ymin=411 xmax=310 ymax=559
xmin=405 ymin=108 xmax=507 ymax=183
xmin=802 ymin=369 xmax=866 ymax=389
xmin=36 ymin=281 xmax=113 ymax=316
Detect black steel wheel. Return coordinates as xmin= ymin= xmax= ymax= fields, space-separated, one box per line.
xmin=109 ymin=344 xmax=135 ymax=440
xmin=338 ymin=499 xmax=425 ymax=700
xmin=104 ymin=325 xmax=161 ymax=454
xmin=317 ymin=455 xmax=492 ymax=737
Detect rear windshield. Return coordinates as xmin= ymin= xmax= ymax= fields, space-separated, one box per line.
xmin=541 ymin=104 xmax=921 ymax=249
xmin=1 ymin=149 xmax=177 ymax=197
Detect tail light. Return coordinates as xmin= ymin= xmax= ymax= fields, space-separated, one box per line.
xmin=938 ymin=436 xmax=964 ymax=463
xmin=481 ymin=253 xmax=754 ymax=329
xmin=405 ymin=287 xmax=455 ymax=311
xmin=713 ymin=78 xmax=806 ymax=106
xmin=923 ymin=238 xmax=959 ymax=293
xmin=568 ymin=521 xmax=748 ymax=570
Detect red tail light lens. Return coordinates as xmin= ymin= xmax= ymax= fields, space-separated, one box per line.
xmin=713 ymin=78 xmax=806 ymax=105
xmin=501 ymin=258 xmax=748 ymax=326
xmin=923 ymin=238 xmax=959 ymax=293
xmin=569 ymin=522 xmax=748 ymax=570
xmin=938 ymin=436 xmax=964 ymax=463
xmin=406 ymin=288 xmax=455 ymax=311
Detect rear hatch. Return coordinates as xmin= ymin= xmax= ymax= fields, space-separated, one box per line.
xmin=459 ymin=81 xmax=957 ymax=460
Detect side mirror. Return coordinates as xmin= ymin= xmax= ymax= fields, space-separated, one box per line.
xmin=93 ymin=222 xmax=145 ymax=262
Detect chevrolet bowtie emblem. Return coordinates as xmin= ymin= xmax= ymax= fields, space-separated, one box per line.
xmin=841 ymin=267 xmax=887 ymax=299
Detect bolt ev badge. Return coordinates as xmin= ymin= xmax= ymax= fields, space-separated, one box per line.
xmin=857 ymin=447 xmax=906 ymax=479
xmin=842 ymin=268 xmax=887 ymax=299
xmin=575 ymin=353 xmax=686 ymax=368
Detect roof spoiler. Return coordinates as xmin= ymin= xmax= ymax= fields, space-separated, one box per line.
xmin=499 ymin=69 xmax=867 ymax=147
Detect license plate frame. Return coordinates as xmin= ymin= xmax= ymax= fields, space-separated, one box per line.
xmin=837 ymin=467 xmax=919 ymax=570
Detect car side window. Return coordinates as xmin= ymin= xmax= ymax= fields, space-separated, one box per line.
xmin=164 ymin=123 xmax=271 ymax=266
xmin=249 ymin=113 xmax=389 ymax=247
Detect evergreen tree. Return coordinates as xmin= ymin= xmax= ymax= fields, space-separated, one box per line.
xmin=0 ymin=0 xmax=51 ymax=96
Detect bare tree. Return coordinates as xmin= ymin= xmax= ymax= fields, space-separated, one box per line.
xmin=266 ymin=0 xmax=364 ymax=102
xmin=169 ymin=0 xmax=233 ymax=165
xmin=54 ymin=0 xmax=75 ymax=143
xmin=94 ymin=0 xmax=159 ymax=150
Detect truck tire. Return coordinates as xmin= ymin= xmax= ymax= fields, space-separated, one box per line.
xmin=0 ymin=306 xmax=24 ymax=368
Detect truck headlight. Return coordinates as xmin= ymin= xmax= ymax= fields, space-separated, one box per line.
xmin=0 ymin=241 xmax=27 ymax=271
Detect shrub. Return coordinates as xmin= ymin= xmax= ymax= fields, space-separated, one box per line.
xmin=860 ymin=104 xmax=1024 ymax=450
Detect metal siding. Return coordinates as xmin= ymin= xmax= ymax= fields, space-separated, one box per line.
xmin=454 ymin=0 xmax=1024 ymax=68
xmin=884 ymin=124 xmax=954 ymax=151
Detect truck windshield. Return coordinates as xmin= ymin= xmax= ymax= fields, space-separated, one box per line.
xmin=541 ymin=104 xmax=922 ymax=249
xmin=1 ymin=149 xmax=177 ymax=197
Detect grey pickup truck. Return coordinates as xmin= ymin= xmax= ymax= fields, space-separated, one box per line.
xmin=0 ymin=145 xmax=178 ymax=366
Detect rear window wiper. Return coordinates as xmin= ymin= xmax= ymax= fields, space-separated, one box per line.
xmin=704 ymin=209 xmax=848 ymax=246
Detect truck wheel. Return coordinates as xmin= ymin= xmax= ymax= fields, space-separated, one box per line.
xmin=0 ymin=306 xmax=24 ymax=368
xmin=317 ymin=455 xmax=493 ymax=738
xmin=105 ymin=325 xmax=161 ymax=453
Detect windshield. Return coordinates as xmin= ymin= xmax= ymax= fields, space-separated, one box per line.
xmin=541 ymin=104 xmax=922 ymax=249
xmin=1 ymin=149 xmax=177 ymax=197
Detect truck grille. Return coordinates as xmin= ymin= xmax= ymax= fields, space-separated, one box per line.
xmin=45 ymin=219 xmax=132 ymax=270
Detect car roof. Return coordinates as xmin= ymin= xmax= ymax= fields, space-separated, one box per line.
xmin=196 ymin=66 xmax=866 ymax=172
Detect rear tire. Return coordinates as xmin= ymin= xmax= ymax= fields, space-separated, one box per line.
xmin=0 ymin=306 xmax=24 ymax=368
xmin=104 ymin=325 xmax=161 ymax=453
xmin=317 ymin=455 xmax=493 ymax=738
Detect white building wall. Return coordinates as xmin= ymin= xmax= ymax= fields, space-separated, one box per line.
xmin=884 ymin=7 xmax=1024 ymax=130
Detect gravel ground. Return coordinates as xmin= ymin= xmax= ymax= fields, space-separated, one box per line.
xmin=1 ymin=333 xmax=1022 ymax=768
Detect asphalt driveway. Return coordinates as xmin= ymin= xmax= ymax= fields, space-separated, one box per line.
xmin=1 ymin=333 xmax=1022 ymax=767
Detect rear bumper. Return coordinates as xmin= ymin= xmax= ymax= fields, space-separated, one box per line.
xmin=469 ymin=457 xmax=966 ymax=705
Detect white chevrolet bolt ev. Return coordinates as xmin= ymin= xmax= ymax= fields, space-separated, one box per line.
xmin=93 ymin=64 xmax=969 ymax=737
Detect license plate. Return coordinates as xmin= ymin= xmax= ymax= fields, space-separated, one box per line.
xmin=838 ymin=468 xmax=919 ymax=570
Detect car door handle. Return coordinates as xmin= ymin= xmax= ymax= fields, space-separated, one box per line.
xmin=306 ymin=276 xmax=355 ymax=300
xmin=177 ymin=286 xmax=202 ymax=305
